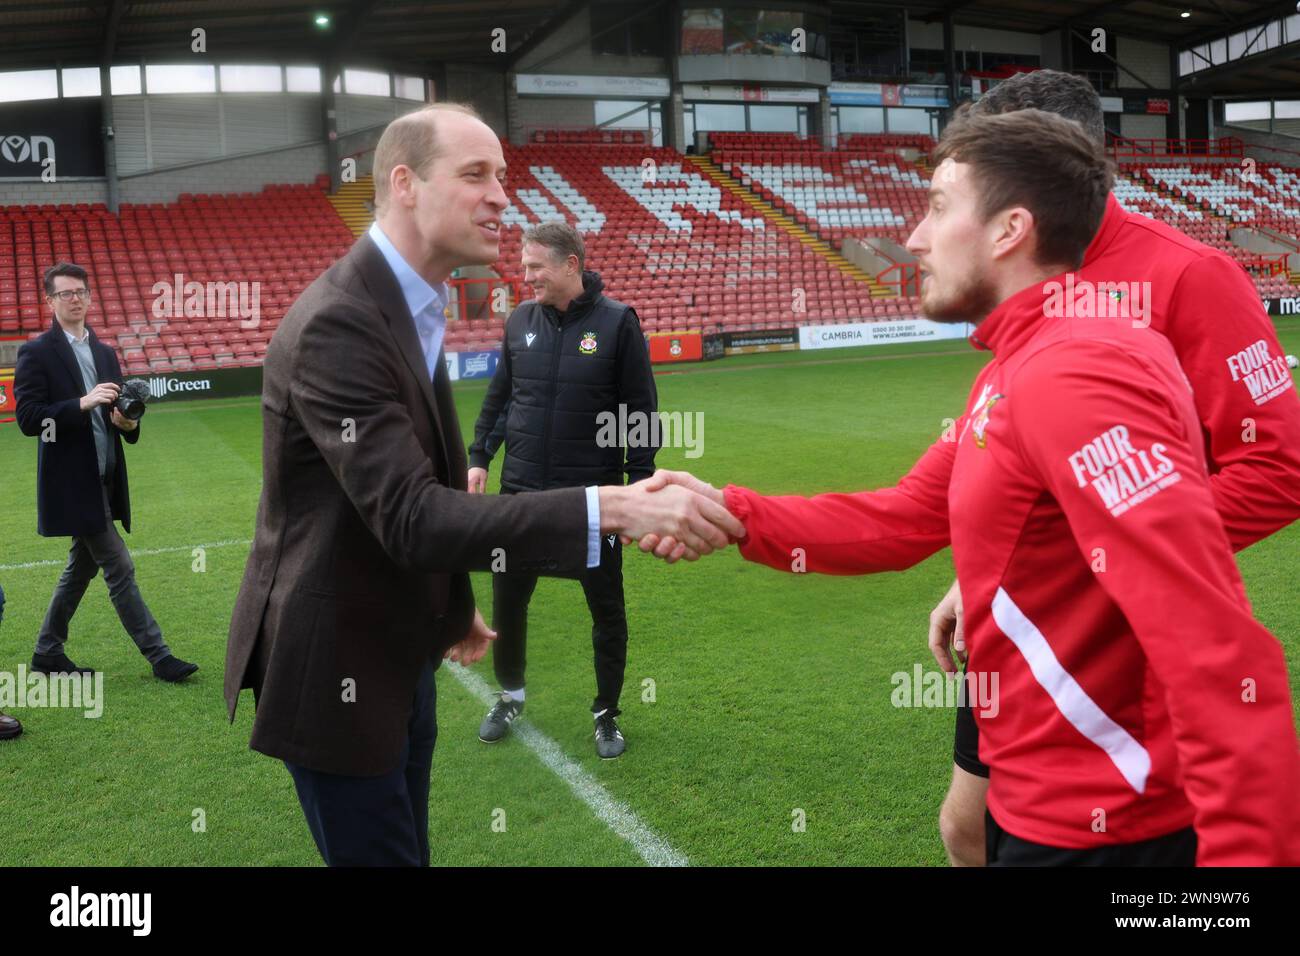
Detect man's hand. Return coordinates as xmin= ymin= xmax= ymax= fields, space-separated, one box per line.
xmin=599 ymin=472 xmax=743 ymax=564
xmin=642 ymin=469 xmax=724 ymax=506
xmin=467 ymin=467 xmax=488 ymax=494
xmin=110 ymin=408 xmax=138 ymax=432
xmin=928 ymin=578 xmax=966 ymax=675
xmin=619 ymin=469 xmax=733 ymax=560
xmin=444 ymin=607 xmax=496 ymax=666
xmin=80 ymin=383 xmax=119 ymax=413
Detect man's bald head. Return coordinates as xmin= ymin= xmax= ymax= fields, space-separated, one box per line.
xmin=372 ymin=102 xmax=484 ymax=213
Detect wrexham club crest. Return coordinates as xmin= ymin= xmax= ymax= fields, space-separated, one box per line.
xmin=578 ymin=331 xmax=598 ymax=354
xmin=971 ymin=393 xmax=1004 ymax=449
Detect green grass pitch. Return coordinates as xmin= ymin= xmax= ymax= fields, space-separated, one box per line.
xmin=1 ymin=319 xmax=1297 ymax=866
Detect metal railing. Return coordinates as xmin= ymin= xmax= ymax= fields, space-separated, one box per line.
xmin=1108 ymin=137 xmax=1245 ymax=158
xmin=448 ymin=276 xmax=527 ymax=322
xmin=877 ymin=261 xmax=920 ymax=297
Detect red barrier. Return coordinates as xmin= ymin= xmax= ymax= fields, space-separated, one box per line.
xmin=448 ymin=277 xmax=527 ymax=321
xmin=0 ymin=371 xmax=15 ymax=422
xmin=878 ymin=261 xmax=921 ymax=297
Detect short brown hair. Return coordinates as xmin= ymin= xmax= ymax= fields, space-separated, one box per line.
xmin=522 ymin=221 xmax=585 ymax=271
xmin=968 ymin=69 xmax=1106 ymax=146
xmin=933 ymin=108 xmax=1113 ymax=269
xmin=372 ymin=102 xmax=483 ymax=212
xmin=43 ymin=261 xmax=90 ymax=295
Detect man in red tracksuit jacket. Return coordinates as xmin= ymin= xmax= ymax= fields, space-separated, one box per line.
xmin=642 ymin=109 xmax=1300 ymax=865
xmin=926 ymin=70 xmax=1300 ymax=867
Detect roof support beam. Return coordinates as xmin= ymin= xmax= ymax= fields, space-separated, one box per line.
xmin=506 ymin=0 xmax=592 ymax=69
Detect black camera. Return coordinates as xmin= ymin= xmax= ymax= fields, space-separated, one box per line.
xmin=115 ymin=379 xmax=151 ymax=421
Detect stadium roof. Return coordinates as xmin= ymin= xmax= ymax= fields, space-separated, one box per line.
xmin=897 ymin=0 xmax=1287 ymax=43
xmin=0 ymin=0 xmax=1296 ymax=96
xmin=894 ymin=0 xmax=1300 ymax=96
xmin=0 ymin=0 xmax=576 ymax=73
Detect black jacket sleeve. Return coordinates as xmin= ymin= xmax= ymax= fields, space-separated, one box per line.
xmin=14 ymin=342 xmax=85 ymax=438
xmin=467 ymin=323 xmax=514 ymax=470
xmin=617 ymin=309 xmax=659 ymax=484
xmin=482 ymin=400 xmax=508 ymax=460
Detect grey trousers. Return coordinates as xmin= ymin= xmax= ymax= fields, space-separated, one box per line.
xmin=35 ymin=483 xmax=170 ymax=665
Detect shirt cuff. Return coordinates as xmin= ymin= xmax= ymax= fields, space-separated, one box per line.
xmin=585 ymin=485 xmax=602 ymax=568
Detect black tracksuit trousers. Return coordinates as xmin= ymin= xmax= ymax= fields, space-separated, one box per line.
xmin=491 ymin=528 xmax=628 ymax=717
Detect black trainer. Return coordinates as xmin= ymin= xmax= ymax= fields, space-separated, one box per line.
xmin=31 ymin=652 xmax=95 ymax=675
xmin=594 ymin=710 xmax=625 ymax=759
xmin=479 ymin=693 xmax=524 ymax=743
xmin=153 ymin=655 xmax=199 ymax=683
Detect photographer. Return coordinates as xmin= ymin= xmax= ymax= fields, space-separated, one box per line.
xmin=13 ymin=262 xmax=197 ymax=683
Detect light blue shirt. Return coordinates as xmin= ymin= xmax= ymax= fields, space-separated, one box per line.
xmin=64 ymin=326 xmax=111 ymax=477
xmin=368 ymin=222 xmax=448 ymax=382
xmin=368 ymin=222 xmax=602 ymax=568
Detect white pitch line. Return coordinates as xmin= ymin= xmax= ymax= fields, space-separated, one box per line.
xmin=446 ymin=662 xmax=689 ymax=867
xmin=0 ymin=538 xmax=252 ymax=571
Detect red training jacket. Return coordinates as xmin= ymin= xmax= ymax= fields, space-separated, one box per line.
xmin=724 ymin=252 xmax=1300 ymax=863
xmin=1082 ymin=195 xmax=1300 ymax=549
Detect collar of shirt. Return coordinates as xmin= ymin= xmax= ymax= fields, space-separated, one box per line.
xmin=63 ymin=325 xmax=89 ymax=345
xmin=967 ymin=274 xmax=1062 ymax=359
xmin=368 ymin=222 xmax=450 ymax=379
xmin=1081 ymin=193 xmax=1126 ymax=266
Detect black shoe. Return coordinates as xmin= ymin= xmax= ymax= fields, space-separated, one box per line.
xmin=31 ymin=652 xmax=95 ymax=676
xmin=152 ymin=655 xmax=199 ymax=682
xmin=594 ymin=710 xmax=625 ymax=759
xmin=478 ymin=693 xmax=524 ymax=742
xmin=0 ymin=712 xmax=21 ymax=741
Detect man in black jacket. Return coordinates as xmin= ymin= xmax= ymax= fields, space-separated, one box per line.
xmin=468 ymin=221 xmax=658 ymax=758
xmin=14 ymin=262 xmax=197 ymax=682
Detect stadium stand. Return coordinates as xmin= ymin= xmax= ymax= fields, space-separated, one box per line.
xmin=1113 ymin=158 xmax=1300 ymax=296
xmin=4 ymin=135 xmax=1296 ymax=375
xmin=0 ymin=177 xmax=352 ymax=374
xmin=490 ymin=141 xmax=909 ymax=334
xmin=712 ymin=137 xmax=934 ymax=247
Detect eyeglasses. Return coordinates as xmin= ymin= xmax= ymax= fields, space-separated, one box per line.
xmin=49 ymin=289 xmax=92 ymax=302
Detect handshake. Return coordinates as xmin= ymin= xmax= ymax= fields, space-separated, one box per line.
xmin=466 ymin=467 xmax=744 ymax=564
xmin=600 ymin=469 xmax=744 ymax=563
xmin=448 ymin=469 xmax=744 ymax=667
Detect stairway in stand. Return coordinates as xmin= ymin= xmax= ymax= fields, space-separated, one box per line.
xmin=687 ymin=155 xmax=893 ymax=298
xmin=328 ymin=175 xmax=375 ymax=236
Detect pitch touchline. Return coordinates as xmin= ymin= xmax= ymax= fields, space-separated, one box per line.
xmin=0 ymin=538 xmax=252 ymax=571
xmin=445 ymin=662 xmax=689 ymax=867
